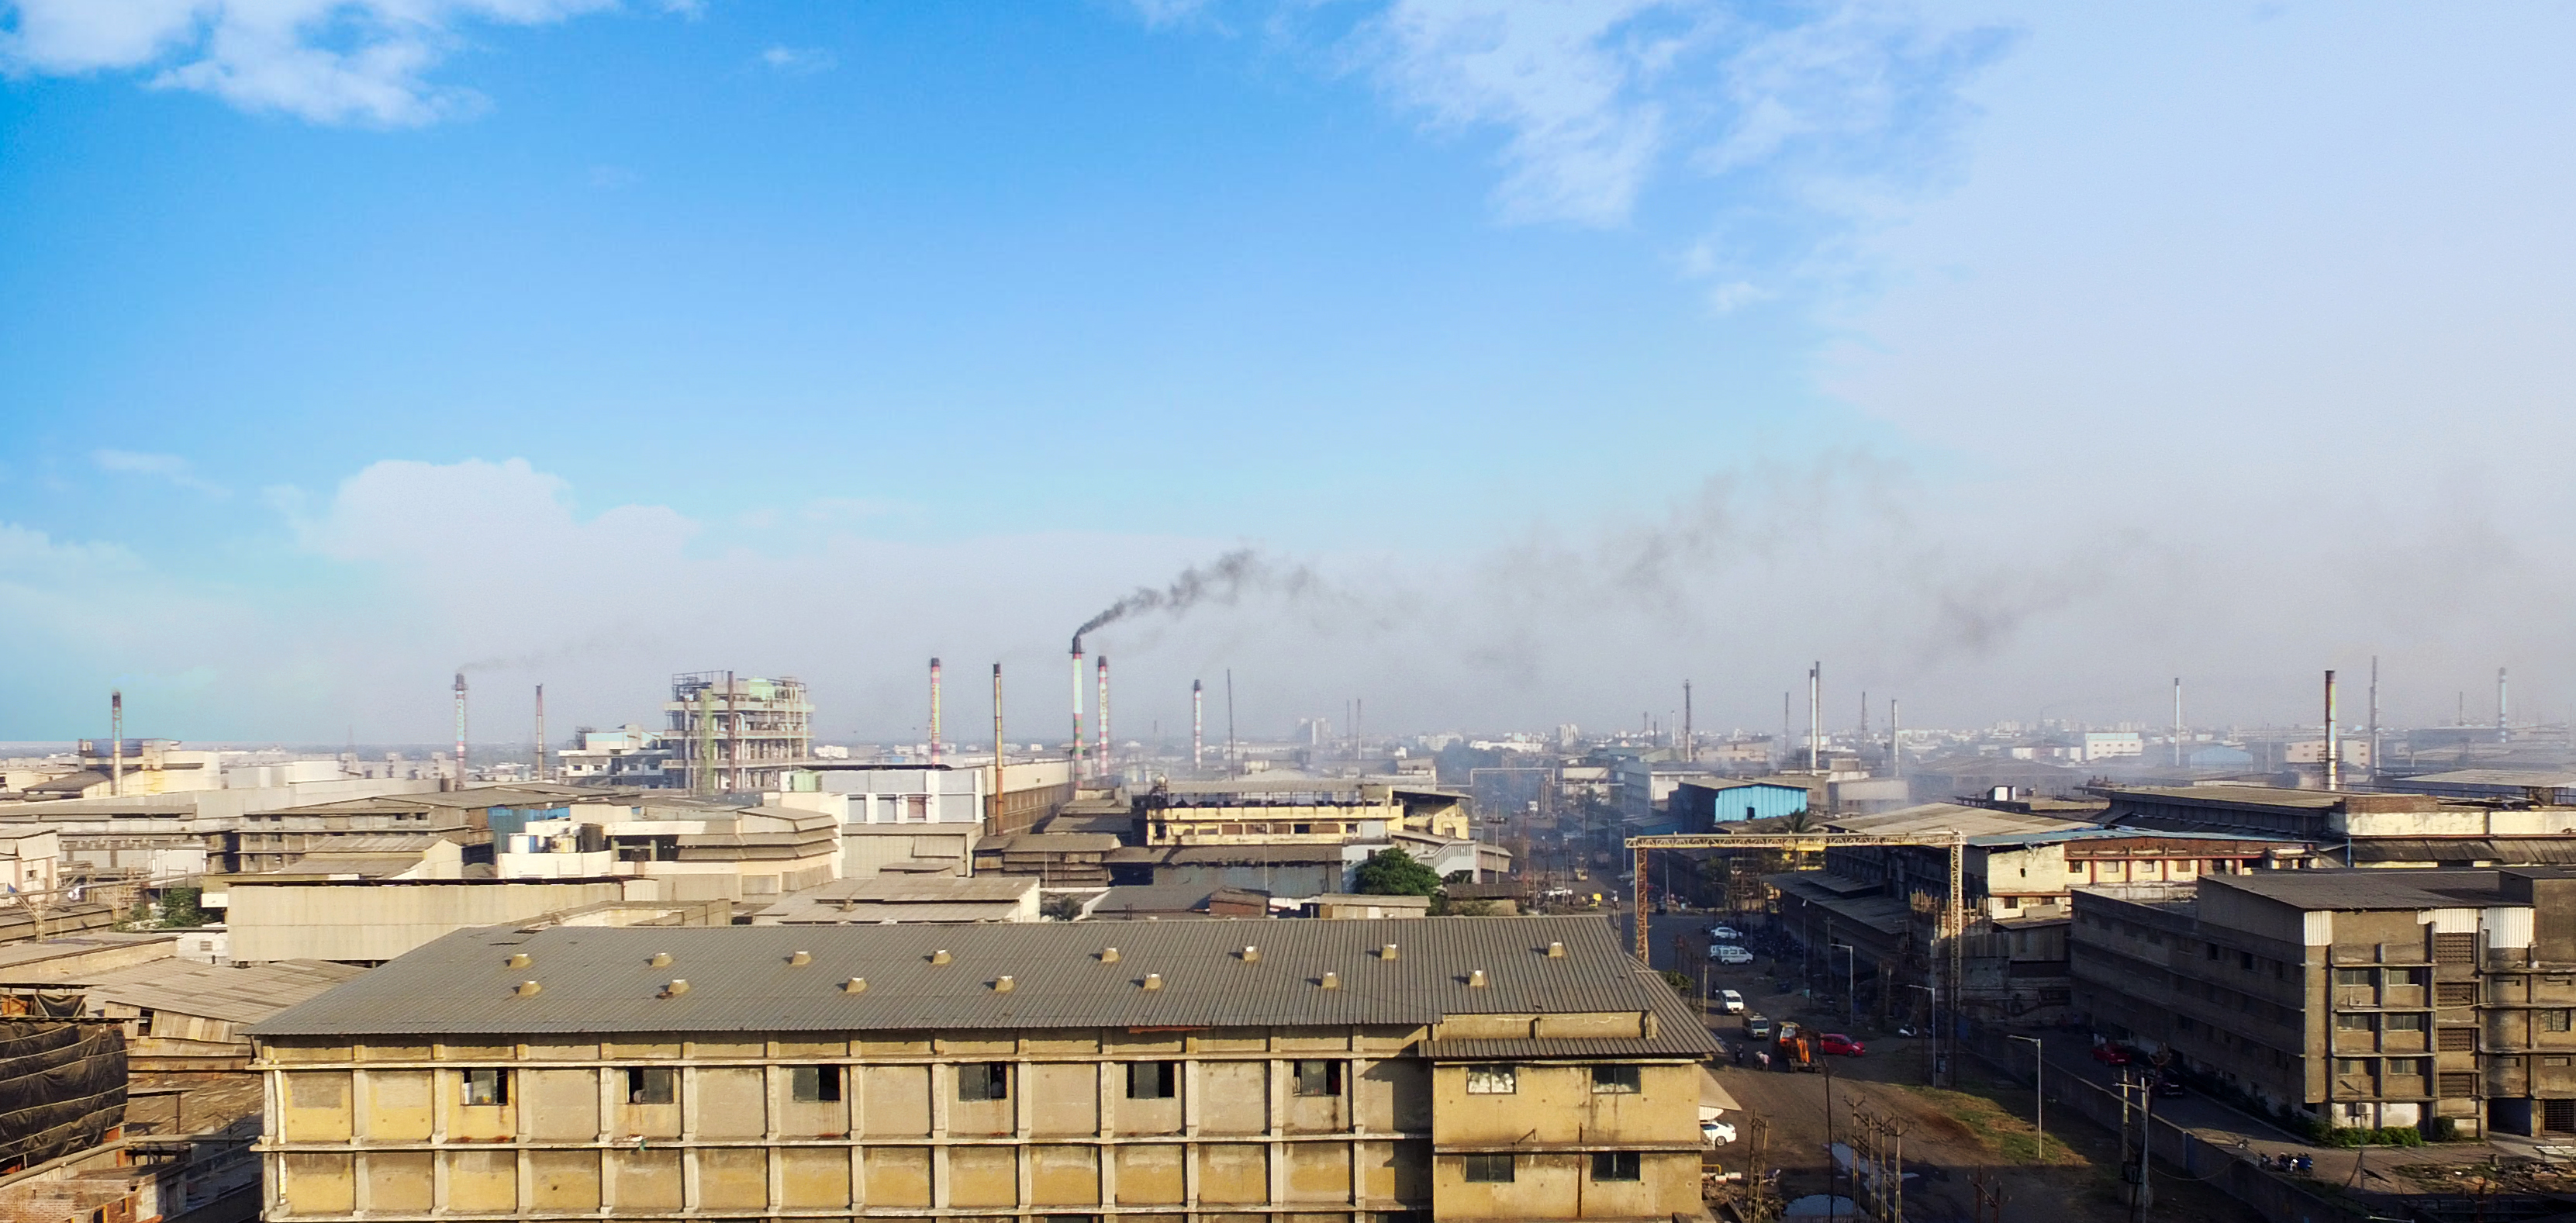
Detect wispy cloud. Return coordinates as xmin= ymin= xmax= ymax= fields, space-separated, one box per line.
xmin=759 ymin=44 xmax=835 ymax=74
xmin=92 ymin=449 xmax=228 ymax=497
xmin=0 ymin=0 xmax=642 ymax=126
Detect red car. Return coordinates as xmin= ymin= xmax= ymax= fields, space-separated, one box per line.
xmin=2090 ymin=1042 xmax=2131 ymax=1066
xmin=1818 ymin=1033 xmax=1865 ymax=1057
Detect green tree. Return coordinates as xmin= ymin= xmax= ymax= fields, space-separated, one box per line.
xmin=157 ymin=886 xmax=205 ymax=928
xmin=1354 ymin=848 xmax=1442 ymax=897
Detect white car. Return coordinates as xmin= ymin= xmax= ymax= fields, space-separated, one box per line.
xmin=1709 ymin=945 xmax=1755 ymax=965
xmin=1718 ymin=989 xmax=1746 ymax=1014
xmin=1708 ymin=925 xmax=1743 ymax=941
xmin=1701 ymin=1120 xmax=1739 ymax=1146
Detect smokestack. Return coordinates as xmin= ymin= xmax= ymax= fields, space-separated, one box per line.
xmin=1682 ymin=680 xmax=1693 ymax=762
xmin=2367 ymin=657 xmax=2379 ymax=783
xmin=1889 ymin=698 xmax=1901 ymax=779
xmin=1781 ymin=691 xmax=1792 ymax=769
xmin=1808 ymin=662 xmax=1822 ymax=772
xmin=1070 ymin=642 xmax=1086 ymax=772
xmin=929 ymin=658 xmax=943 ymax=766
xmin=2324 ymin=669 xmax=2340 ymax=791
xmin=1859 ymin=689 xmax=1868 ymax=741
xmin=1192 ymin=680 xmax=1205 ymax=770
xmin=1225 ymin=669 xmax=1238 ymax=779
xmin=1096 ymin=655 xmax=1111 ymax=783
xmin=109 ymin=689 xmax=123 ymax=797
xmin=534 ymin=684 xmax=546 ymax=783
xmin=2174 ymin=677 xmax=2184 ymax=769
xmin=2500 ymin=666 xmax=2512 ymax=745
xmin=453 ymin=672 xmax=469 ymax=790
xmin=989 ymin=663 xmax=1004 ymax=837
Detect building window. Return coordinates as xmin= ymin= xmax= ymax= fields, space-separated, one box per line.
xmin=2335 ymin=1059 xmax=2370 ymax=1075
xmin=2388 ymin=1058 xmax=2429 ymax=1077
xmin=1293 ymin=1060 xmax=1344 ymax=1097
xmin=2440 ymin=1028 xmax=2477 ymax=1051
xmin=1591 ymin=1064 xmax=1642 ymax=1094
xmin=2336 ymin=1013 xmax=2375 ymax=1032
xmin=1462 ymin=1155 xmax=1514 ymax=1183
xmin=2546 ymin=1056 xmax=2571 ymax=1068
xmin=2437 ymin=983 xmax=2478 ymax=1006
xmin=958 ymin=1062 xmax=1011 ymax=1102
xmin=2384 ymin=1013 xmax=2426 ymax=1032
xmin=1465 ymin=1065 xmax=1517 ymax=1095
xmin=2334 ymin=969 xmax=2374 ymax=987
xmin=625 ymin=1066 xmax=675 ymax=1105
xmin=2439 ymin=1072 xmax=2478 ymax=1097
xmin=1590 ymin=1152 xmax=1642 ymax=1181
xmin=2239 ymin=952 xmax=2255 ymax=971
xmin=790 ymin=1066 xmax=843 ymax=1103
xmin=1127 ymin=1062 xmax=1178 ymax=1100
xmin=2547 ymin=1011 xmax=2574 ymax=1033
xmin=461 ymin=1068 xmax=509 ymax=1107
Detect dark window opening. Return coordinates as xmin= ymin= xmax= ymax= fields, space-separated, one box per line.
xmin=790 ymin=1065 xmax=843 ymax=1103
xmin=958 ymin=1062 xmax=1011 ymax=1102
xmin=1293 ymin=1059 xmax=1344 ymax=1097
xmin=625 ymin=1066 xmax=675 ymax=1105
xmin=1127 ymin=1061 xmax=1178 ymax=1100
xmin=1591 ymin=1064 xmax=1642 ymax=1093
xmin=1462 ymin=1154 xmax=1514 ymax=1183
xmin=461 ymin=1068 xmax=509 ymax=1107
xmin=1590 ymin=1152 xmax=1642 ymax=1181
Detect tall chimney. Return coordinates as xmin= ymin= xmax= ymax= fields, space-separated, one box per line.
xmin=929 ymin=658 xmax=943 ymax=766
xmin=1096 ymin=655 xmax=1112 ymax=783
xmin=2324 ymin=669 xmax=2340 ymax=791
xmin=1808 ymin=662 xmax=1822 ymax=772
xmin=2367 ymin=657 xmax=2379 ymax=782
xmin=534 ymin=684 xmax=546 ymax=783
xmin=1069 ymin=642 xmax=1086 ymax=772
xmin=1781 ymin=691 xmax=1792 ymax=769
xmin=453 ymin=672 xmax=469 ymax=790
xmin=1192 ymin=680 xmax=1205 ymax=770
xmin=2500 ymin=666 xmax=2512 ymax=744
xmin=109 ymin=689 xmax=123 ymax=797
xmin=2173 ymin=677 xmax=2184 ymax=768
xmin=989 ymin=664 xmax=1004 ymax=836
xmin=1225 ymin=669 xmax=1238 ymax=779
xmin=1682 ymin=680 xmax=1693 ymax=762
xmin=1889 ymin=698 xmax=1902 ymax=779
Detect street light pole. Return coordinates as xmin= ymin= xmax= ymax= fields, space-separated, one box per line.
xmin=1831 ymin=944 xmax=1856 ymax=1027
xmin=2008 ymin=1034 xmax=2045 ymax=1160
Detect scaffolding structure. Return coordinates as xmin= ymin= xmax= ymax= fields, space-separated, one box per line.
xmin=665 ymin=672 xmax=814 ymax=796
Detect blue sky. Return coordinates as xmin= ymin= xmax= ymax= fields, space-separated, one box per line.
xmin=5 ymin=2 xmax=2574 ymax=745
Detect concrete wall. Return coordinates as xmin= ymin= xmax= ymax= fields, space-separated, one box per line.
xmin=227 ymin=881 xmax=632 ymax=963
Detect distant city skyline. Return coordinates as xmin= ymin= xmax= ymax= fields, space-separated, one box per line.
xmin=6 ymin=2 xmax=2574 ymax=740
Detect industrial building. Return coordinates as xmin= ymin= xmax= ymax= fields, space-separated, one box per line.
xmin=2070 ymin=867 xmax=2576 ymax=1137
xmin=247 ymin=917 xmax=1714 ymax=1223
xmin=1135 ymin=781 xmax=1470 ymax=846
xmin=2098 ymin=782 xmax=2576 ymax=866
xmin=666 ymin=672 xmax=817 ymax=795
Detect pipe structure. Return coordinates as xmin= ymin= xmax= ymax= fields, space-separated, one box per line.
xmin=1192 ymin=680 xmax=1204 ymax=770
xmin=109 ymin=690 xmax=123 ymax=797
xmin=1069 ymin=644 xmax=1086 ymax=773
xmin=2367 ymin=657 xmax=2379 ymax=783
xmin=453 ymin=672 xmax=469 ymax=789
xmin=2173 ymin=678 xmax=2184 ymax=768
xmin=2324 ymin=669 xmax=2340 ymax=791
xmin=1096 ymin=655 xmax=1111 ymax=783
xmin=534 ymin=684 xmax=546 ymax=783
xmin=990 ymin=664 xmax=1004 ymax=834
xmin=929 ymin=658 xmax=943 ymax=766
xmin=1682 ymin=680 xmax=1693 ymax=762
xmin=1808 ymin=662 xmax=1822 ymax=772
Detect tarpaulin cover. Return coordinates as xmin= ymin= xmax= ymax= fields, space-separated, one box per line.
xmin=0 ymin=1019 xmax=126 ymax=1173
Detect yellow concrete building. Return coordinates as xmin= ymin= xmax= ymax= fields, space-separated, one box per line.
xmin=249 ymin=916 xmax=1713 ymax=1223
xmin=1140 ymin=783 xmax=1471 ymax=847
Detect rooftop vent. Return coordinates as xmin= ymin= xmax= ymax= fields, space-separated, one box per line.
xmin=1380 ymin=944 xmax=1400 ymax=961
xmin=994 ymin=976 xmax=1016 ymax=993
xmin=659 ymin=979 xmax=690 ymax=998
xmin=505 ymin=952 xmax=530 ymax=969
xmin=1468 ymin=969 xmax=1490 ymax=989
xmin=649 ymin=952 xmax=672 ymax=968
xmin=788 ymin=950 xmax=812 ymax=967
xmin=1545 ymin=941 xmax=1566 ymax=959
xmin=1100 ymin=947 xmax=1120 ymax=963
xmin=513 ymin=980 xmax=541 ymax=997
xmin=1142 ymin=973 xmax=1165 ymax=991
xmin=843 ymin=977 xmax=867 ymax=993
xmin=1241 ymin=945 xmax=1260 ymax=963
xmin=931 ymin=949 xmax=952 ymax=966
xmin=1321 ymin=972 xmax=1342 ymax=990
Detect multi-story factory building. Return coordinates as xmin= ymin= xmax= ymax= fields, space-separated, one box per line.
xmin=247 ymin=916 xmax=1714 ymax=1223
xmin=2073 ymin=867 xmax=2576 ymax=1138
xmin=666 ymin=673 xmax=815 ymax=795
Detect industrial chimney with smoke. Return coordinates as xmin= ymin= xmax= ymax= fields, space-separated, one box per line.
xmin=452 ymin=672 xmax=469 ymax=790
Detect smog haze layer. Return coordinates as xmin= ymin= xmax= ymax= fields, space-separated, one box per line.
xmin=3 ymin=3 xmax=2570 ymax=743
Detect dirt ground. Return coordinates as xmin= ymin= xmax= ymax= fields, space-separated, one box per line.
xmin=1694 ymin=959 xmax=2267 ymax=1223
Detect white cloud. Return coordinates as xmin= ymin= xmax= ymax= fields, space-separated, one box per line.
xmin=1 ymin=0 xmax=630 ymax=126
xmin=758 ymin=43 xmax=834 ymax=74
xmin=92 ymin=448 xmax=228 ymax=496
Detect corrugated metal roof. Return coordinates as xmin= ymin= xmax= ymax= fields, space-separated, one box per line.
xmin=250 ymin=915 xmax=1686 ymax=1038
xmin=2202 ymin=869 xmax=2506 ymax=911
xmin=72 ymin=958 xmax=368 ymax=1023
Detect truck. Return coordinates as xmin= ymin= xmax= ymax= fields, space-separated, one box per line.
xmin=1775 ymin=1021 xmax=1819 ymax=1073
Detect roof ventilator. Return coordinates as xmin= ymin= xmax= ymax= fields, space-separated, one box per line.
xmin=1545 ymin=941 xmax=1566 ymax=959
xmin=649 ymin=952 xmax=672 ymax=968
xmin=1468 ymin=969 xmax=1490 ymax=989
xmin=659 ymin=979 xmax=690 ymax=998
xmin=1100 ymin=947 xmax=1121 ymax=963
xmin=788 ymin=951 xmax=812 ymax=966
xmin=843 ymin=977 xmax=867 ymax=993
xmin=994 ymin=975 xmax=1016 ymax=993
xmin=931 ymin=949 xmax=953 ymax=966
xmin=1142 ymin=973 xmax=1165 ymax=991
xmin=513 ymin=980 xmax=541 ymax=997
xmin=1320 ymin=972 xmax=1341 ymax=990
xmin=1241 ymin=945 xmax=1260 ymax=963
xmin=1380 ymin=944 xmax=1400 ymax=961
xmin=505 ymin=952 xmax=531 ymax=969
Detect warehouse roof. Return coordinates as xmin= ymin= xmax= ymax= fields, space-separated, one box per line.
xmin=2201 ymin=869 xmax=2507 ymax=911
xmin=72 ymin=958 xmax=368 ymax=1024
xmin=249 ymin=914 xmax=1708 ymax=1042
